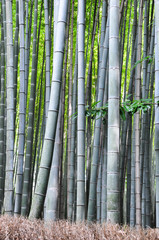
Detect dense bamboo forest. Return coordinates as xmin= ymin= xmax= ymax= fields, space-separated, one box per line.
xmin=0 ymin=0 xmax=159 ymax=230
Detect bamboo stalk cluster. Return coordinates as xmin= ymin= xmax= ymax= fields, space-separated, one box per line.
xmin=0 ymin=0 xmax=159 ymax=228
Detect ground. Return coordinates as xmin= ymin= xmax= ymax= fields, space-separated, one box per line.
xmin=0 ymin=216 xmax=158 ymax=239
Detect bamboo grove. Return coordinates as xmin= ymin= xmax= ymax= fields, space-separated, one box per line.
xmin=0 ymin=0 xmax=159 ymax=229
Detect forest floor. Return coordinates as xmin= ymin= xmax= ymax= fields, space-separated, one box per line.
xmin=0 ymin=215 xmax=159 ymax=239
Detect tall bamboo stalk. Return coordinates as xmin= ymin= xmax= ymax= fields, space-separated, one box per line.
xmin=44 ymin=0 xmax=50 ymax=121
xmin=107 ymin=0 xmax=120 ymax=223
xmin=14 ymin=0 xmax=25 ymax=216
xmin=24 ymin=0 xmax=29 ymax=105
xmin=29 ymin=0 xmax=68 ymax=219
xmin=67 ymin=0 xmax=75 ymax=221
xmin=21 ymin=0 xmax=38 ymax=216
xmin=87 ymin=16 xmax=109 ymax=222
xmin=0 ymin=8 xmax=5 ymax=213
xmin=4 ymin=0 xmax=14 ymax=215
xmin=45 ymin=103 xmax=62 ymax=221
xmin=76 ymin=0 xmax=85 ymax=221
xmin=135 ymin=0 xmax=143 ymax=227
xmin=155 ymin=0 xmax=159 ymax=228
xmin=13 ymin=0 xmax=19 ymax=123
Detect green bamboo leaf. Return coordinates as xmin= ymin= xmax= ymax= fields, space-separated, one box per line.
xmin=131 ymin=56 xmax=153 ymax=70
xmin=91 ymin=101 xmax=101 ymax=108
xmin=120 ymin=106 xmax=126 ymax=120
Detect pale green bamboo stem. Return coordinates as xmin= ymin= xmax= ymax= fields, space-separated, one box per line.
xmin=155 ymin=0 xmax=159 ymax=227
xmin=29 ymin=0 xmax=68 ymax=219
xmin=97 ymin=149 xmax=102 ymax=223
xmin=24 ymin=0 xmax=29 ymax=106
xmin=45 ymin=104 xmax=62 ymax=221
xmin=126 ymin=117 xmax=132 ymax=224
xmin=14 ymin=0 xmax=25 ymax=216
xmin=67 ymin=33 xmax=78 ymax=221
xmin=21 ymin=0 xmax=38 ymax=216
xmin=123 ymin=0 xmax=133 ymax=100
xmin=134 ymin=0 xmax=143 ymax=228
xmin=98 ymin=0 xmax=107 ymax=77
xmin=0 ymin=11 xmax=5 ymax=213
xmin=13 ymin=0 xmax=19 ymax=123
xmin=85 ymin=0 xmax=101 ymax=105
xmin=101 ymin=118 xmax=107 ymax=223
xmin=145 ymin=21 xmax=155 ymax=228
xmin=76 ymin=0 xmax=85 ymax=221
xmin=44 ymin=0 xmax=50 ymax=121
xmin=67 ymin=0 xmax=75 ymax=221
xmin=130 ymin=123 xmax=136 ymax=227
xmin=130 ymin=0 xmax=137 ymax=228
xmin=141 ymin=0 xmax=148 ymax=227
xmin=60 ymin=0 xmax=71 ymax=218
xmin=4 ymin=0 xmax=14 ymax=215
xmin=87 ymin=17 xmax=109 ymax=221
xmin=107 ymin=0 xmax=120 ymax=223
xmin=85 ymin=0 xmax=93 ymax=66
